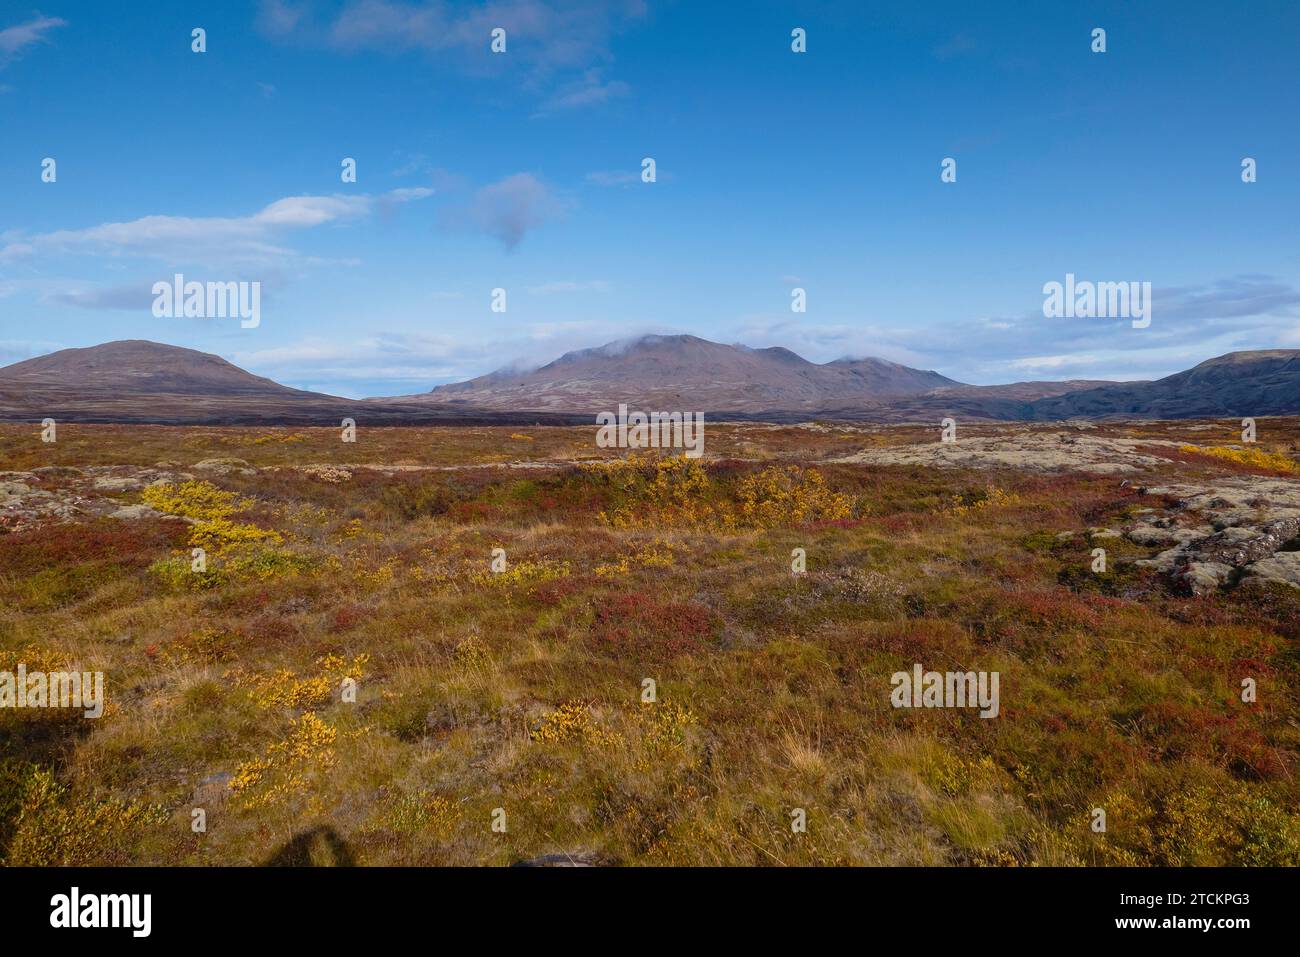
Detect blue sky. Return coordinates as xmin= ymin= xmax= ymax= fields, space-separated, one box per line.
xmin=2 ymin=0 xmax=1298 ymax=397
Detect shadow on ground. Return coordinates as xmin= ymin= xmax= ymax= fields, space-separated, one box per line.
xmin=261 ymin=826 xmax=356 ymax=867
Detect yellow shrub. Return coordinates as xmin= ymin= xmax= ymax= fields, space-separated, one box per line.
xmin=1083 ymin=781 xmax=1300 ymax=866
xmin=631 ymin=701 xmax=699 ymax=773
xmin=231 ymin=712 xmax=344 ymax=809
xmin=189 ymin=517 xmax=281 ymax=553
xmin=532 ymin=702 xmax=621 ymax=748
xmin=141 ymin=479 xmax=238 ymax=521
xmin=469 ymin=558 xmax=570 ymax=590
xmin=235 ymin=654 xmax=370 ymax=710
xmin=142 ymin=480 xmax=281 ymax=554
xmin=3 ymin=764 xmax=167 ymax=866
xmin=948 ymin=485 xmax=1023 ymax=515
xmin=596 ymin=457 xmax=851 ymax=531
xmin=594 ymin=538 xmax=678 ymax=577
xmin=735 ymin=466 xmax=853 ymax=529
xmin=639 ymin=700 xmax=698 ymax=753
xmin=1180 ymin=444 xmax=1300 ymax=474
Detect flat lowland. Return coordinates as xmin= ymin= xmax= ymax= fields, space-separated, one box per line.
xmin=2 ymin=418 xmax=1299 ymax=866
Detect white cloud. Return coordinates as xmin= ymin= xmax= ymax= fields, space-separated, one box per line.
xmin=0 ymin=188 xmax=432 ymax=269
xmin=527 ymin=280 xmax=610 ymax=295
xmin=314 ymin=0 xmax=645 ymax=68
xmin=256 ymin=0 xmax=307 ymax=35
xmin=0 ymin=338 xmax=68 ymax=367
xmin=1008 ymin=354 xmax=1101 ymax=372
xmin=585 ymin=169 xmax=639 ymax=187
xmin=0 ymin=15 xmax=67 ymax=62
xmin=231 ymin=319 xmax=644 ymax=395
xmin=257 ymin=1 xmax=646 ymax=112
xmin=534 ymin=69 xmax=628 ymax=114
xmin=51 ymin=284 xmax=157 ymax=311
xmin=725 ymin=274 xmax=1300 ymax=384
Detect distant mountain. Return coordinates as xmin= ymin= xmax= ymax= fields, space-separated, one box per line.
xmin=0 ymin=339 xmax=1296 ymax=425
xmin=933 ymin=379 xmax=1119 ymax=402
xmin=0 ymin=341 xmax=563 ymax=425
xmin=0 ymin=340 xmax=323 ymax=398
xmin=423 ymin=334 xmax=961 ymax=414
xmin=1027 ymin=350 xmax=1300 ymax=419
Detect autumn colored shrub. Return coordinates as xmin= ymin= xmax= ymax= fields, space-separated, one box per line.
xmin=948 ymin=485 xmax=1024 ymax=515
xmin=142 ymin=480 xmax=281 ymax=553
xmin=735 ymin=465 xmax=853 ymax=528
xmin=590 ymin=593 xmax=719 ymax=659
xmin=1 ymin=763 xmax=167 ymax=866
xmin=591 ymin=455 xmax=853 ymax=530
xmin=230 ymin=712 xmax=356 ymax=809
xmin=232 ymin=654 xmax=370 ymax=711
xmin=1179 ymin=444 xmax=1300 ymax=475
xmin=532 ymin=702 xmax=620 ymax=747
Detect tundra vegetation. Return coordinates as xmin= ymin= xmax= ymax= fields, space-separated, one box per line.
xmin=1 ymin=419 xmax=1298 ymax=866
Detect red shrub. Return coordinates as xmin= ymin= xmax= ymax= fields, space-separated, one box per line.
xmin=588 ymin=593 xmax=719 ymax=659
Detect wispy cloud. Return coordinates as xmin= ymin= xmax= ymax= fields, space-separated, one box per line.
xmin=585 ymin=169 xmax=639 ymax=187
xmin=256 ymin=0 xmax=647 ymax=109
xmin=233 ymin=332 xmax=469 ymax=395
xmin=731 ymin=275 xmax=1300 ymax=383
xmin=527 ymin=279 xmax=610 ymax=295
xmin=932 ymin=33 xmax=978 ymax=61
xmin=533 ymin=68 xmax=628 ymax=114
xmin=313 ymin=0 xmax=645 ymax=65
xmin=0 ymin=188 xmax=433 ymax=269
xmin=0 ymin=337 xmax=66 ymax=368
xmin=51 ymin=284 xmax=158 ymax=311
xmin=389 ymin=151 xmax=432 ymax=177
xmin=441 ymin=173 xmax=565 ymax=249
xmin=256 ymin=0 xmax=308 ymax=35
xmin=0 ymin=14 xmax=67 ymax=63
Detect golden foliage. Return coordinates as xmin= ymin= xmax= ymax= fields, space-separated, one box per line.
xmin=593 ymin=455 xmax=852 ymax=530
xmin=1181 ymin=444 xmax=1300 ymax=474
xmin=948 ymin=485 xmax=1024 ymax=515
xmin=2 ymin=763 xmax=167 ymax=866
xmin=142 ymin=480 xmax=281 ymax=554
xmin=735 ymin=465 xmax=853 ymax=529
xmin=231 ymin=712 xmax=356 ymax=809
xmin=594 ymin=538 xmax=678 ymax=577
xmin=233 ymin=654 xmax=370 ymax=710
xmin=468 ymin=558 xmax=570 ymax=590
xmin=531 ymin=702 xmax=621 ymax=748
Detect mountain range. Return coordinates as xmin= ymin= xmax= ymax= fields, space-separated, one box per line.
xmin=0 ymin=336 xmax=1297 ymax=425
